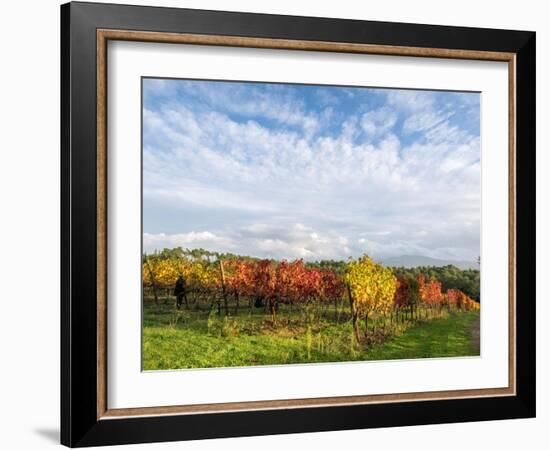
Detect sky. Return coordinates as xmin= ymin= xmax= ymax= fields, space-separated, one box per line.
xmin=142 ymin=78 xmax=480 ymax=262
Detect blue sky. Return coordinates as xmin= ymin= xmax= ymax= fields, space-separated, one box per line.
xmin=142 ymin=78 xmax=480 ymax=262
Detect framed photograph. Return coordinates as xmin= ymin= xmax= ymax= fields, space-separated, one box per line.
xmin=61 ymin=1 xmax=536 ymax=447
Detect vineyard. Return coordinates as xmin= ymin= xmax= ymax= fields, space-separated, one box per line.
xmin=142 ymin=250 xmax=480 ymax=369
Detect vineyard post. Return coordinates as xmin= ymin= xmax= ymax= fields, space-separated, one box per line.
xmin=233 ymin=290 xmax=239 ymax=316
xmin=145 ymin=257 xmax=159 ymax=305
xmin=219 ymin=259 xmax=229 ymax=316
xmin=270 ymin=297 xmax=277 ymax=325
xmin=346 ymin=282 xmax=360 ymax=342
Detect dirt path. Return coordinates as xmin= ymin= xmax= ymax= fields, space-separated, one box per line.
xmin=468 ymin=314 xmax=480 ymax=354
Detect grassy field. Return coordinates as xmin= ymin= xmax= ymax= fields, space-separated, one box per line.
xmin=142 ymin=299 xmax=480 ymax=370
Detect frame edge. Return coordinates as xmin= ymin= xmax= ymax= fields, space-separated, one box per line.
xmin=61 ymin=2 xmax=536 ymax=446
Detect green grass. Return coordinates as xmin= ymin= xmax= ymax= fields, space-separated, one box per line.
xmin=364 ymin=310 xmax=480 ymax=361
xmin=142 ymin=301 xmax=480 ymax=370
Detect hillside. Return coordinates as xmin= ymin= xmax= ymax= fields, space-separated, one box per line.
xmin=380 ymin=255 xmax=478 ymax=271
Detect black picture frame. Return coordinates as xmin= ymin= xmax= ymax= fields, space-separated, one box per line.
xmin=61 ymin=1 xmax=536 ymax=447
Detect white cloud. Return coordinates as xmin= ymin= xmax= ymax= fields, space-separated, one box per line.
xmin=403 ymin=109 xmax=454 ymax=134
xmin=145 ymin=224 xmax=368 ymax=261
xmin=386 ymin=90 xmax=435 ymax=111
xmin=143 ymin=84 xmax=480 ymax=261
xmin=143 ymin=231 xmax=234 ymax=252
xmin=360 ymin=107 xmax=397 ymax=135
xmin=172 ymin=81 xmax=321 ymax=134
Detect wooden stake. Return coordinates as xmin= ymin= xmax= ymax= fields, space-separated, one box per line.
xmin=219 ymin=259 xmax=228 ymax=315
xmin=346 ymin=283 xmax=360 ymax=342
xmin=145 ymin=257 xmax=159 ymax=305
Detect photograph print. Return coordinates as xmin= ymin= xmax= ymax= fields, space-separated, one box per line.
xmin=141 ymin=78 xmax=481 ymax=371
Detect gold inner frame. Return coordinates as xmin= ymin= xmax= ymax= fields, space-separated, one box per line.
xmin=96 ymin=29 xmax=517 ymax=420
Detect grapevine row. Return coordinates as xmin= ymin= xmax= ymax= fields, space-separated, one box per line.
xmin=143 ymin=253 xmax=479 ymax=332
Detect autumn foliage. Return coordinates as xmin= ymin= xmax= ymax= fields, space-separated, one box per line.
xmin=447 ymin=288 xmax=479 ymax=310
xmin=143 ymin=252 xmax=479 ymax=329
xmin=393 ymin=276 xmax=412 ymax=309
xmin=424 ymin=279 xmax=444 ymax=306
xmin=344 ymin=255 xmax=396 ymax=338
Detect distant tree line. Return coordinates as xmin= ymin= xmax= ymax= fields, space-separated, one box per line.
xmin=146 ymin=248 xmax=480 ymax=302
xmin=391 ymin=265 xmax=480 ymax=302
